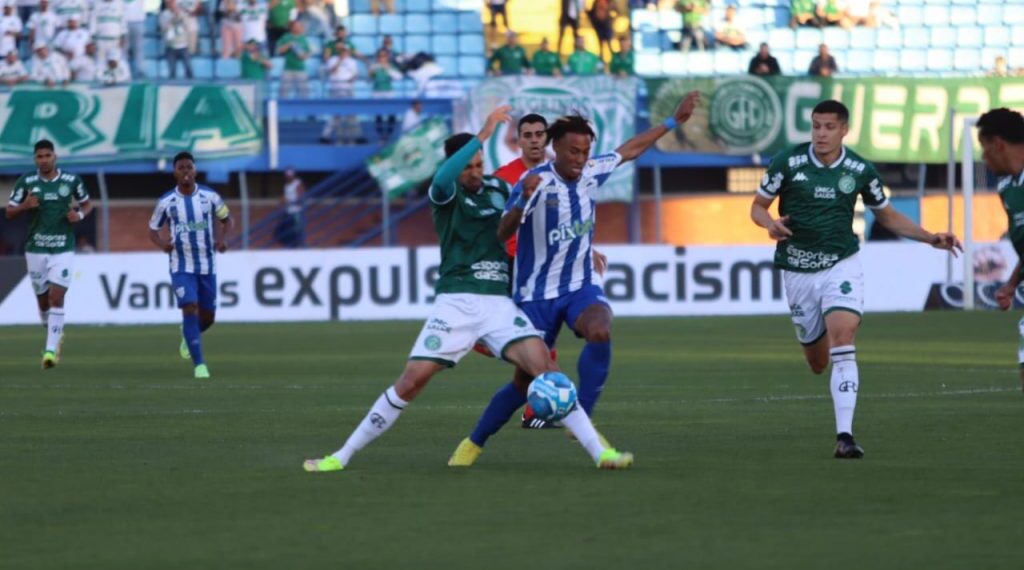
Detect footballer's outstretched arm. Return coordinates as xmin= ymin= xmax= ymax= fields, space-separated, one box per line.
xmin=615 ymin=90 xmax=700 ymax=163
xmin=429 ymin=105 xmax=512 ymax=204
xmin=872 ymin=204 xmax=962 ymax=254
xmin=497 ymin=174 xmax=540 ymax=241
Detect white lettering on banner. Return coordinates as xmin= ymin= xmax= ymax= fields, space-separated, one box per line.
xmin=785 ymin=81 xmax=822 ymax=143
xmin=0 ymin=244 xmax=992 ymax=324
xmin=908 ymin=86 xmax=947 ymax=155
xmin=870 ymin=85 xmax=908 ymax=152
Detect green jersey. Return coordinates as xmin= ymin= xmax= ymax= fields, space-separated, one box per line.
xmin=427 ymin=137 xmax=512 ymax=296
xmin=268 ymin=0 xmax=294 ymax=28
xmin=489 ymin=45 xmax=529 ymax=75
xmin=998 ymin=170 xmax=1024 ymax=276
xmin=532 ymin=49 xmax=560 ymax=76
xmin=791 ymin=0 xmax=815 ymax=16
xmin=241 ymin=51 xmax=267 ymax=79
xmin=566 ymin=50 xmax=601 ymax=75
xmin=609 ymin=51 xmax=634 ymax=76
xmin=9 ymin=169 xmax=90 ymax=254
xmin=278 ymin=33 xmax=310 ymax=71
xmin=758 ymin=143 xmax=888 ymax=272
xmin=678 ymin=0 xmax=708 ymax=26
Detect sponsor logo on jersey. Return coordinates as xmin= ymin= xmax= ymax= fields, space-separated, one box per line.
xmin=792 ymin=172 xmax=808 ymax=182
xmin=547 ymin=219 xmax=595 ymax=246
xmin=426 ymin=318 xmax=451 ymax=333
xmin=788 ymin=155 xmax=808 ymax=169
xmin=762 ymin=172 xmax=784 ymax=194
xmin=470 ymin=260 xmax=509 ymax=283
xmin=838 ymin=175 xmax=856 ymax=194
xmin=814 ymin=186 xmax=836 ymax=199
xmin=1013 ymin=211 xmax=1024 ymax=229
xmin=841 ymin=158 xmax=866 ymax=173
xmin=174 ymin=220 xmax=209 ymax=234
xmin=785 ymin=244 xmax=840 ymax=270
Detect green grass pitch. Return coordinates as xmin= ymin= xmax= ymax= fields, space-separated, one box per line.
xmin=2 ymin=311 xmax=1023 ymax=569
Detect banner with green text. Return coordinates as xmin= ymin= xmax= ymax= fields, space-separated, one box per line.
xmin=367 ymin=117 xmax=450 ymax=199
xmin=647 ymin=76 xmax=1024 ymax=163
xmin=0 ymin=83 xmax=262 ymax=166
xmin=456 ymin=76 xmax=639 ymax=202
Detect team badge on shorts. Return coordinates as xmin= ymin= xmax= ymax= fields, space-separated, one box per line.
xmin=514 ymin=317 xmax=527 ymax=328
xmin=175 ymin=287 xmax=185 ymax=298
xmin=840 ymin=281 xmax=852 ymax=294
xmin=424 ymin=335 xmax=442 ymax=351
xmin=838 ymin=175 xmax=856 ymax=194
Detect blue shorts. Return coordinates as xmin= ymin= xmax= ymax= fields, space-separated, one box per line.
xmin=518 ymin=284 xmax=610 ymax=348
xmin=171 ymin=272 xmax=217 ymax=311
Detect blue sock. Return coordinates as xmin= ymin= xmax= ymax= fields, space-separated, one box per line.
xmin=183 ymin=313 xmax=204 ymax=366
xmin=469 ymin=382 xmax=527 ymax=447
xmin=577 ymin=341 xmax=611 ymax=415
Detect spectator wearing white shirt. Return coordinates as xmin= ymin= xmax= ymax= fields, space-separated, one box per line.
xmin=54 ymin=0 xmax=89 ymax=30
xmin=714 ymin=5 xmax=747 ymax=50
xmin=68 ymin=40 xmax=97 ymax=81
xmin=54 ymin=16 xmax=90 ymax=58
xmin=218 ymin=0 xmax=242 ymax=58
xmin=91 ymin=0 xmax=126 ymax=64
xmin=401 ymin=99 xmax=424 ymax=133
xmin=30 ymin=43 xmax=70 ymax=86
xmin=98 ymin=48 xmax=130 ymax=84
xmin=28 ymin=0 xmax=61 ymax=48
xmin=0 ymin=49 xmax=28 ymax=85
xmin=176 ymin=0 xmax=202 ymax=55
xmin=0 ymin=4 xmax=22 ymax=58
xmin=123 ymin=0 xmax=145 ymax=77
xmin=239 ymin=0 xmax=267 ymax=49
xmin=160 ymin=0 xmax=192 ymax=78
xmin=320 ymin=41 xmax=360 ymax=145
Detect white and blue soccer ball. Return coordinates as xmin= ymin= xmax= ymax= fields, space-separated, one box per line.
xmin=527 ymin=371 xmax=578 ymax=421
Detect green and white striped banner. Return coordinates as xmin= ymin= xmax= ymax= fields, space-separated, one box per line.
xmin=368 ymin=117 xmax=450 ymax=199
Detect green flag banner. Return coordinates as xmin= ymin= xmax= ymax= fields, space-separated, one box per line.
xmin=367 ymin=117 xmax=450 ymax=199
xmin=456 ymin=76 xmax=639 ymax=202
xmin=647 ymin=76 xmax=1024 ymax=163
xmin=0 ymin=83 xmax=262 ymax=166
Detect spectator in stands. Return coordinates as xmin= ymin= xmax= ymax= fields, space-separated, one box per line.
xmin=55 ymin=0 xmax=89 ymax=30
xmin=30 ymin=43 xmax=70 ymax=86
xmin=790 ymin=0 xmax=819 ymax=28
xmin=98 ymin=48 xmax=131 ymax=84
xmin=401 ymin=99 xmax=424 ymax=133
xmin=90 ymin=0 xmax=126 ymax=63
xmin=371 ymin=0 xmax=394 ymax=16
xmin=557 ymin=0 xmax=582 ymax=55
xmin=0 ymin=49 xmax=28 ymax=86
xmin=990 ymin=55 xmax=1009 ymax=78
xmin=176 ymin=0 xmax=202 ymax=55
xmin=267 ymin=0 xmax=296 ymax=54
xmin=161 ymin=0 xmax=194 ymax=79
xmin=323 ymin=25 xmax=357 ymax=62
xmin=28 ymin=0 xmax=61 ymax=48
xmin=748 ymin=42 xmax=781 ymax=76
xmin=0 ymin=4 xmax=22 ymax=58
xmin=867 ymin=0 xmax=898 ymax=29
xmin=488 ymin=31 xmax=529 ymax=76
xmin=608 ymin=34 xmax=633 ymax=78
xmin=487 ymin=0 xmax=508 ymax=31
xmin=300 ymin=0 xmax=332 ymax=37
xmin=240 ymin=38 xmax=271 ymax=78
xmin=54 ymin=16 xmax=89 ymax=58
xmin=123 ymin=0 xmax=145 ymax=77
xmin=532 ymin=37 xmax=561 ymax=77
xmin=587 ymin=0 xmax=615 ymax=61
xmin=808 ymin=43 xmax=838 ymax=76
xmin=15 ymin=0 xmax=33 ymax=28
xmin=67 ymin=39 xmax=96 ymax=81
xmin=676 ymin=0 xmax=709 ymax=52
xmin=320 ymin=41 xmax=360 ymax=144
xmin=817 ymin=0 xmax=845 ymax=28
xmin=278 ymin=20 xmax=311 ymax=99
xmin=844 ymin=0 xmax=869 ymax=27
xmin=241 ymin=0 xmax=268 ymax=50
xmin=715 ymin=5 xmax=747 ymax=50
xmin=370 ymin=48 xmax=402 ymax=141
xmin=218 ymin=0 xmax=243 ymax=58
xmin=275 ymin=168 xmax=306 ymax=248
xmin=565 ymin=35 xmax=601 ymax=76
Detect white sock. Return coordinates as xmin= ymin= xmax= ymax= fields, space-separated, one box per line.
xmin=45 ymin=308 xmax=65 ymax=353
xmin=561 ymin=407 xmax=606 ymax=461
xmin=39 ymin=309 xmax=48 ymax=328
xmin=829 ymin=345 xmax=858 ymax=435
xmin=332 ymin=386 xmax=408 ymax=466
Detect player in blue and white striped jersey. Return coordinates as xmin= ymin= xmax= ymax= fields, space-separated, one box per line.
xmin=457 ymin=91 xmax=701 ymax=457
xmin=147 ymin=152 xmax=233 ymax=379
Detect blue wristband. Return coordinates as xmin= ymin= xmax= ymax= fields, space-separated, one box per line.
xmin=662 ymin=117 xmax=677 ymax=130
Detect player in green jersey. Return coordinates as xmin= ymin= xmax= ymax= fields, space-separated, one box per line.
xmin=4 ymin=140 xmax=92 ymax=369
xmin=751 ymin=100 xmax=961 ymax=459
xmin=980 ymin=108 xmax=1024 ymax=391
xmin=302 ymin=106 xmax=633 ymax=472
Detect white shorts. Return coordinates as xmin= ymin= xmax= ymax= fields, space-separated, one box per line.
xmin=783 ymin=253 xmax=864 ymax=345
xmin=408 ymin=293 xmax=542 ymax=367
xmin=25 ymin=252 xmax=74 ymax=295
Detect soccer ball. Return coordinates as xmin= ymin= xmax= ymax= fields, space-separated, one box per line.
xmin=527 ymin=372 xmax=578 ymax=422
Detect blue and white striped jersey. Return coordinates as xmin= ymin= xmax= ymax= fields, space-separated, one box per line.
xmin=148 ymin=185 xmax=230 ymax=275
xmin=507 ymin=152 xmax=622 ymax=303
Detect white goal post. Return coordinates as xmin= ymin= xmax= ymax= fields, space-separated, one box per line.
xmin=960 ymin=116 xmax=978 ymax=311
